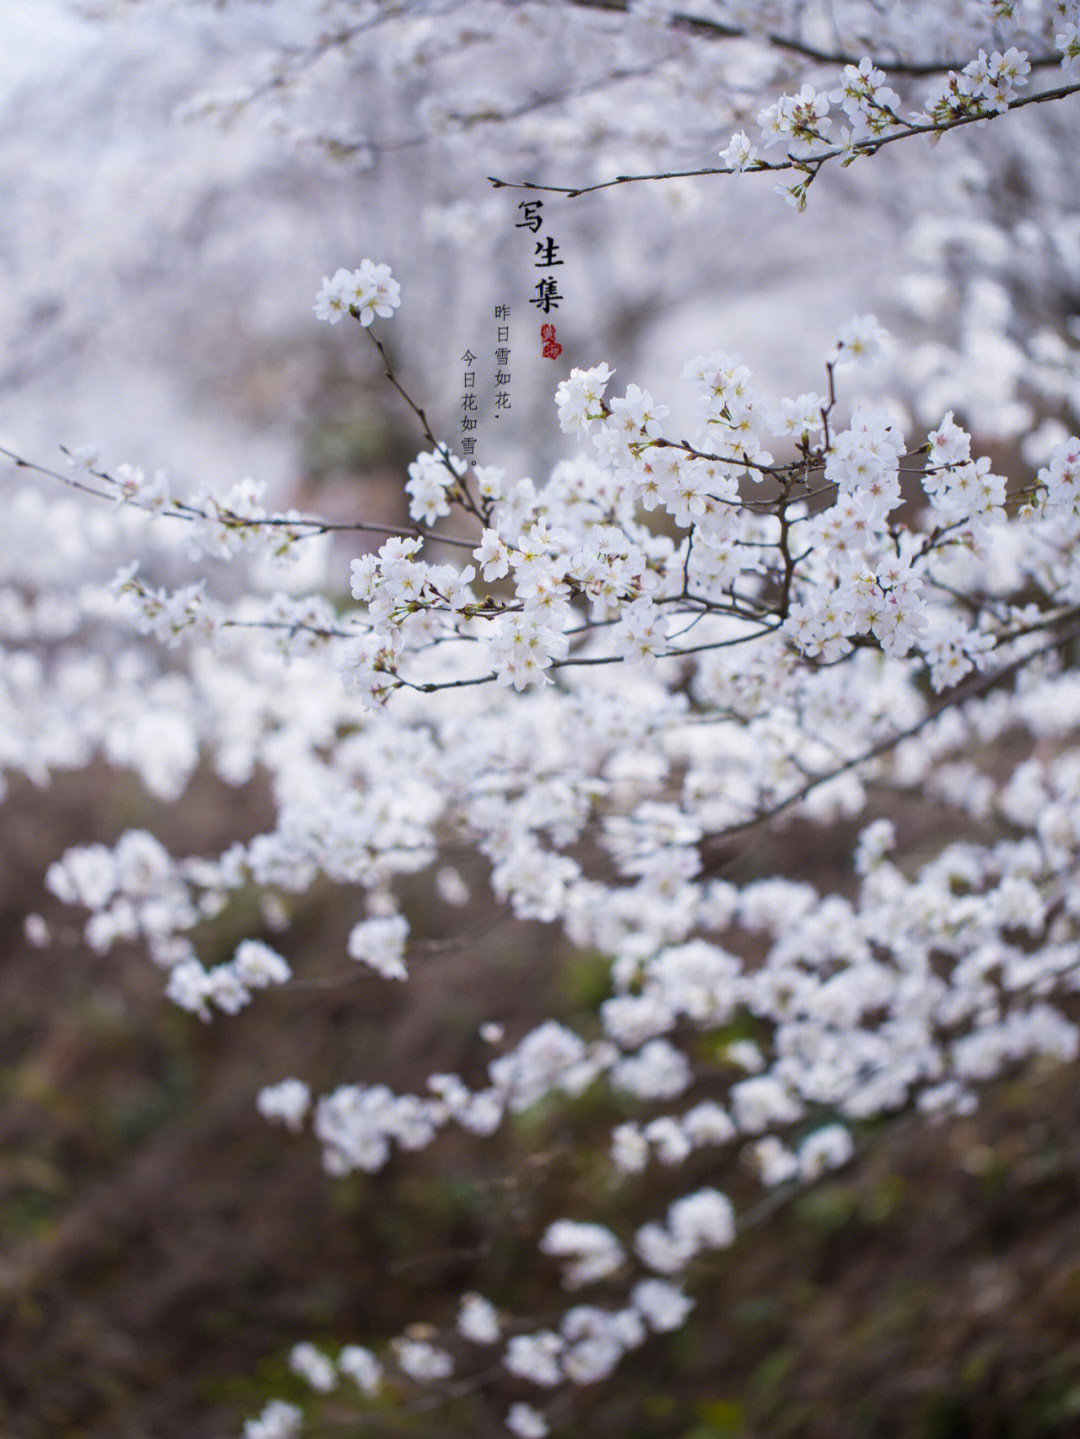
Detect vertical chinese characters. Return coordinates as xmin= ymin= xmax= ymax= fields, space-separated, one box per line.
xmin=516 ymin=200 xmax=565 ymax=358
xmin=493 ymin=305 xmax=511 ymax=420
xmin=460 ymin=349 xmax=478 ymax=456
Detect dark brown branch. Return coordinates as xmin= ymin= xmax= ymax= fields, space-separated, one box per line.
xmin=572 ymin=0 xmax=1065 ymax=76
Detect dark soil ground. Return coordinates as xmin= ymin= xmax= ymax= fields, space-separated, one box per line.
xmin=2 ymin=763 xmax=1079 ymax=1439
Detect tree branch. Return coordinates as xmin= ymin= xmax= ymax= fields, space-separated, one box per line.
xmin=490 ymin=80 xmax=1080 ymax=198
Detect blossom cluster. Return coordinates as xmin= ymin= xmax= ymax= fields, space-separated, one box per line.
xmin=313 ymin=260 xmax=401 ymax=326
xmin=714 ymin=2 xmax=1080 ymax=208
xmin=922 ymin=45 xmax=1031 ymax=122
xmin=14 ymin=215 xmax=1080 ymax=1439
xmin=165 ymin=939 xmax=291 ymax=1021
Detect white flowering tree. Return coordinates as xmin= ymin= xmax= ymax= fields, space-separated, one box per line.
xmin=5 ymin=2 xmax=1080 ymax=1436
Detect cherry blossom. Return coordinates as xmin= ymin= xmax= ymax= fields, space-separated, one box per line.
xmin=6 ymin=6 xmax=1080 ymax=1436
